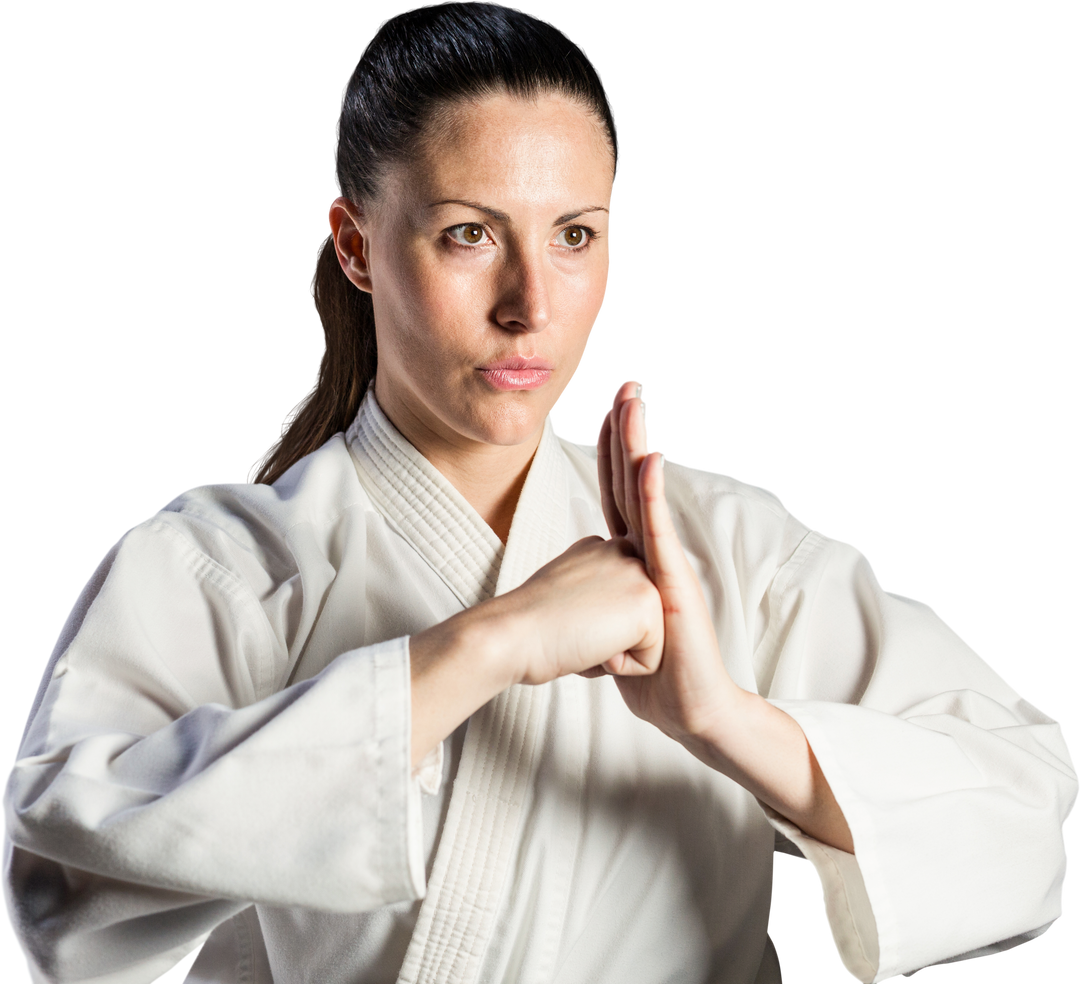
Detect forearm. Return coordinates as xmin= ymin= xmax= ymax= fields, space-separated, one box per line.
xmin=685 ymin=689 xmax=855 ymax=853
xmin=409 ymin=601 xmax=519 ymax=767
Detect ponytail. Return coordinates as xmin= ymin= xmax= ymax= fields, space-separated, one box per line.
xmin=253 ymin=236 xmax=377 ymax=485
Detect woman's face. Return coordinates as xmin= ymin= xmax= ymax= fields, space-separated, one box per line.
xmin=334 ymin=91 xmax=614 ymax=456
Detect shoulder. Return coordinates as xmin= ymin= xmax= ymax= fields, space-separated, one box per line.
xmin=128 ymin=434 xmax=374 ymax=582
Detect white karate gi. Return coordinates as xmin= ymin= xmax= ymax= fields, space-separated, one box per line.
xmin=5 ymin=393 xmax=1074 ymax=984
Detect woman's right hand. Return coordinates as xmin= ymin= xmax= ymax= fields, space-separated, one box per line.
xmin=492 ymin=535 xmax=665 ymax=686
xmin=408 ymin=535 xmax=664 ymax=765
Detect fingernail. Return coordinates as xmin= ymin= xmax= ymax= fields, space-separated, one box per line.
xmin=640 ymin=401 xmax=645 ymax=418
xmin=634 ymin=384 xmax=642 ymax=398
xmin=659 ymin=454 xmax=665 ymax=469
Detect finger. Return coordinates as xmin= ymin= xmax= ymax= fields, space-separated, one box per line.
xmin=618 ymin=397 xmax=648 ymax=553
xmin=638 ymin=452 xmax=694 ymax=589
xmin=577 ymin=665 xmax=608 ymax=679
xmin=608 ymin=382 xmax=640 ymax=538
xmin=578 ymin=649 xmax=653 ymax=678
xmin=609 ymin=378 xmax=639 ymax=546
xmin=602 ymin=648 xmax=659 ymax=676
xmin=597 ymin=411 xmax=626 ymax=537
xmin=609 ymin=407 xmax=627 ymax=534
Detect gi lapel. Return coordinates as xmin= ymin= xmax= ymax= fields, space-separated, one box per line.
xmin=396 ymin=416 xmax=572 ymax=984
xmin=347 ymin=392 xmax=504 ymax=609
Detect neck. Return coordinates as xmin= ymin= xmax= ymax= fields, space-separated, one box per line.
xmin=471 ymin=454 xmax=537 ymax=544
xmin=427 ymin=438 xmax=539 ymax=545
xmin=372 ymin=386 xmax=543 ymax=545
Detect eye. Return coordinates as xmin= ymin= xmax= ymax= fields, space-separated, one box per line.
xmin=557 ymin=225 xmax=591 ymax=248
xmin=447 ymin=223 xmax=491 ymax=246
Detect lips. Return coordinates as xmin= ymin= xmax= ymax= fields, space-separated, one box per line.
xmin=478 ymin=356 xmax=553 ymax=391
xmin=477 ymin=354 xmax=552 ymax=369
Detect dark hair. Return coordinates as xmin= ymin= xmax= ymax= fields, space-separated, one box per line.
xmin=254 ymin=2 xmax=617 ymax=485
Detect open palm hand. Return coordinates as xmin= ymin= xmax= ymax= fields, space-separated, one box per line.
xmin=597 ymin=384 xmax=741 ymax=745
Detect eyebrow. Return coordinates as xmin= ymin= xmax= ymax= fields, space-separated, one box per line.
xmin=427 ymin=199 xmax=608 ymax=226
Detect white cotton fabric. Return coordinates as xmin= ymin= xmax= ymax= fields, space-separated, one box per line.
xmin=4 ymin=391 xmax=1075 ymax=984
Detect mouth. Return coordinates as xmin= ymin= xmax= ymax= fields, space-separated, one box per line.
xmin=477 ymin=356 xmax=553 ymax=391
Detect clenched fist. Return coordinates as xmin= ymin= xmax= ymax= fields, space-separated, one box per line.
xmin=492 ymin=535 xmax=665 ymax=686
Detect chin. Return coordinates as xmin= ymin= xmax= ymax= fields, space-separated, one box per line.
xmin=465 ymin=394 xmax=551 ymax=447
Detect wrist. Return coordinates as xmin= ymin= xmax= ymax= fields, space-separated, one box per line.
xmin=675 ymin=684 xmax=756 ymax=769
xmin=447 ymin=596 xmax=530 ymax=692
xmin=680 ymin=691 xmax=853 ymax=851
xmin=408 ymin=601 xmax=525 ymax=767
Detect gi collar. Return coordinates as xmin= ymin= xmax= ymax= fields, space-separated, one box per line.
xmin=346 ymin=390 xmax=569 ymax=608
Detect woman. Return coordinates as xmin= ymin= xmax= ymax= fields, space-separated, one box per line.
xmin=4 ymin=4 xmax=1074 ymax=983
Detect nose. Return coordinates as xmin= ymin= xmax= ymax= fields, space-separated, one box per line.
xmin=493 ymin=247 xmax=552 ymax=334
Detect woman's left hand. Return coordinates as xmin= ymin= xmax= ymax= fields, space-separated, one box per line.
xmin=596 ymin=383 xmax=740 ymax=745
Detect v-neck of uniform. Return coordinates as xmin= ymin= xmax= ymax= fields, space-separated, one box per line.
xmin=346 ymin=390 xmax=569 ymax=608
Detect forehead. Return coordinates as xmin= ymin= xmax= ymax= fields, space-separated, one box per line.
xmin=396 ymin=91 xmax=614 ymax=213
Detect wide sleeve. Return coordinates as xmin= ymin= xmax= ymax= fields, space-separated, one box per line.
xmin=754 ymin=530 xmax=1076 ymax=982
xmin=4 ymin=517 xmax=427 ymax=984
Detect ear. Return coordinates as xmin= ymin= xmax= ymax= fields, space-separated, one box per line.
xmin=329 ymin=197 xmax=373 ymax=293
